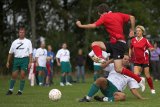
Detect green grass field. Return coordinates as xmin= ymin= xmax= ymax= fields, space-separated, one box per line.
xmin=0 ymin=75 xmax=160 ymax=107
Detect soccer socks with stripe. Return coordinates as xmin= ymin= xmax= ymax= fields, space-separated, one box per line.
xmin=19 ymin=80 xmax=25 ymax=92
xmin=146 ymin=77 xmax=154 ymax=90
xmin=9 ymin=79 xmax=16 ymax=91
xmin=92 ymin=45 xmax=103 ymax=58
xmin=121 ymin=68 xmax=141 ymax=83
xmin=87 ymin=84 xmax=99 ymax=98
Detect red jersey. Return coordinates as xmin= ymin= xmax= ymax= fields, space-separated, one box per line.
xmin=46 ymin=62 xmax=51 ymax=75
xmin=94 ymin=11 xmax=130 ymax=43
xmin=130 ymin=37 xmax=153 ymax=64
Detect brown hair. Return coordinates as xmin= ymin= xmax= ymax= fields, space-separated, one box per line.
xmin=97 ymin=3 xmax=110 ymax=14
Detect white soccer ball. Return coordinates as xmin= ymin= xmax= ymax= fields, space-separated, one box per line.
xmin=49 ymin=89 xmax=62 ymax=101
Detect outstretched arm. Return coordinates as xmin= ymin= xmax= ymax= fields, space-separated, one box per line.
xmin=76 ymin=21 xmax=96 ymax=29
xmin=129 ymin=15 xmax=135 ymax=37
xmin=130 ymin=88 xmax=148 ymax=100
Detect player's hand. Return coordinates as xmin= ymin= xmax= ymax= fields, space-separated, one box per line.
xmin=76 ymin=21 xmax=82 ymax=27
xmin=129 ymin=29 xmax=135 ymax=38
xmin=6 ymin=62 xmax=9 ymax=68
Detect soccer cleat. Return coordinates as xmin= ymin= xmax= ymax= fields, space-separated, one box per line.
xmin=151 ymin=89 xmax=156 ymax=94
xmin=6 ymin=90 xmax=13 ymax=95
xmin=94 ymin=96 xmax=104 ymax=102
xmin=66 ymin=82 xmax=72 ymax=86
xmin=139 ymin=77 xmax=145 ymax=92
xmin=60 ymin=82 xmax=65 ymax=86
xmin=79 ymin=96 xmax=90 ymax=102
xmin=16 ymin=91 xmax=22 ymax=95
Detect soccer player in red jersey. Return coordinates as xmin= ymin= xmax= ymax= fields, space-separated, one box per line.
xmin=129 ymin=25 xmax=155 ymax=94
xmin=76 ymin=3 xmax=145 ymax=91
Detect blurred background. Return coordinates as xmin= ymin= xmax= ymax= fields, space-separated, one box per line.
xmin=0 ymin=0 xmax=160 ymax=75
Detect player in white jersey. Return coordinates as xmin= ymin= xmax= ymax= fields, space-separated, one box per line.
xmin=88 ymin=50 xmax=109 ymax=81
xmin=35 ymin=42 xmax=47 ymax=86
xmin=6 ymin=27 xmax=32 ymax=95
xmin=56 ymin=43 xmax=72 ymax=86
xmin=79 ymin=55 xmax=146 ymax=102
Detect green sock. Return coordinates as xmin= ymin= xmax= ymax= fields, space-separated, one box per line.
xmin=19 ymin=80 xmax=25 ymax=92
xmin=60 ymin=76 xmax=65 ymax=83
xmin=9 ymin=79 xmax=16 ymax=90
xmin=94 ymin=74 xmax=100 ymax=81
xmin=38 ymin=75 xmax=43 ymax=84
xmin=87 ymin=84 xmax=99 ymax=97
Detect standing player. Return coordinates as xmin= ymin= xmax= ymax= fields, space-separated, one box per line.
xmin=129 ymin=25 xmax=155 ymax=94
xmin=56 ymin=43 xmax=72 ymax=86
xmin=88 ymin=50 xmax=109 ymax=81
xmin=6 ymin=26 xmax=32 ymax=95
xmin=76 ymin=3 xmax=145 ymax=91
xmin=35 ymin=42 xmax=47 ymax=86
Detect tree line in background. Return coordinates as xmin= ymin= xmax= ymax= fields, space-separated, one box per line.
xmin=0 ymin=0 xmax=160 ymax=74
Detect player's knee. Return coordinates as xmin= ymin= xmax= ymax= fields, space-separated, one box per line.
xmin=95 ymin=77 xmax=106 ymax=87
xmin=114 ymin=92 xmax=126 ymax=101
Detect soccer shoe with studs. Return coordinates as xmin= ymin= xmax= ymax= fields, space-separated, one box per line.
xmin=16 ymin=91 xmax=22 ymax=95
xmin=79 ymin=96 xmax=90 ymax=102
xmin=6 ymin=90 xmax=13 ymax=95
xmin=94 ymin=96 xmax=104 ymax=102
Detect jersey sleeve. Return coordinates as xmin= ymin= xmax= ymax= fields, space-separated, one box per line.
xmin=88 ymin=50 xmax=94 ymax=57
xmin=29 ymin=40 xmax=32 ymax=54
xmin=102 ymin=51 xmax=108 ymax=58
xmin=56 ymin=50 xmax=60 ymax=58
xmin=93 ymin=15 xmax=105 ymax=27
xmin=146 ymin=39 xmax=153 ymax=49
xmin=118 ymin=12 xmax=130 ymax=23
xmin=9 ymin=42 xmax=15 ymax=54
xmin=127 ymin=78 xmax=139 ymax=89
xmin=103 ymin=63 xmax=113 ymax=72
xmin=35 ymin=49 xmax=39 ymax=58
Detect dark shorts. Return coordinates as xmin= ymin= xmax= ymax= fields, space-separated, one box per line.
xmin=134 ymin=63 xmax=149 ymax=68
xmin=105 ymin=41 xmax=128 ymax=59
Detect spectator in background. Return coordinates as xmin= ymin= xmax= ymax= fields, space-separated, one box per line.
xmin=28 ymin=58 xmax=36 ymax=86
xmin=45 ymin=57 xmax=51 ymax=86
xmin=150 ymin=42 xmax=160 ymax=81
xmin=47 ymin=45 xmax=55 ymax=85
xmin=75 ymin=49 xmax=86 ymax=83
xmin=35 ymin=42 xmax=47 ymax=86
xmin=56 ymin=43 xmax=72 ymax=86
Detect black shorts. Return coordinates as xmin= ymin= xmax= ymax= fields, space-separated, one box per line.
xmin=105 ymin=41 xmax=128 ymax=59
xmin=134 ymin=63 xmax=149 ymax=68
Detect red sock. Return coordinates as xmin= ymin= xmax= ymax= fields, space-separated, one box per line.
xmin=92 ymin=45 xmax=102 ymax=58
xmin=146 ymin=77 xmax=154 ymax=89
xmin=121 ymin=68 xmax=141 ymax=82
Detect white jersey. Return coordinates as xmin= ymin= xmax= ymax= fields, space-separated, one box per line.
xmin=88 ymin=50 xmax=109 ymax=66
xmin=104 ymin=63 xmax=139 ymax=91
xmin=9 ymin=38 xmax=32 ymax=58
xmin=35 ymin=48 xmax=47 ymax=67
xmin=56 ymin=49 xmax=70 ymax=62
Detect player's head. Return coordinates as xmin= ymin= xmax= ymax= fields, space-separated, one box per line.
xmin=78 ymin=49 xmax=83 ymax=55
xmin=122 ymin=55 xmax=130 ymax=66
xmin=40 ymin=42 xmax=45 ymax=48
xmin=97 ymin=3 xmax=110 ymax=15
xmin=153 ymin=42 xmax=158 ymax=48
xmin=48 ymin=45 xmax=52 ymax=51
xmin=18 ymin=27 xmax=25 ymax=39
xmin=62 ymin=43 xmax=67 ymax=49
xmin=136 ymin=25 xmax=146 ymax=37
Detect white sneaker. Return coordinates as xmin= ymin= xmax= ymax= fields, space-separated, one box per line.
xmin=139 ymin=77 xmax=145 ymax=92
xmin=66 ymin=82 xmax=72 ymax=86
xmin=151 ymin=89 xmax=156 ymax=94
xmin=60 ymin=82 xmax=65 ymax=86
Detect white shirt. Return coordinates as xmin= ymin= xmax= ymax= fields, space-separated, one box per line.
xmin=35 ymin=48 xmax=47 ymax=67
xmin=88 ymin=50 xmax=109 ymax=66
xmin=9 ymin=38 xmax=32 ymax=58
xmin=56 ymin=49 xmax=70 ymax=62
xmin=104 ymin=63 xmax=139 ymax=91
